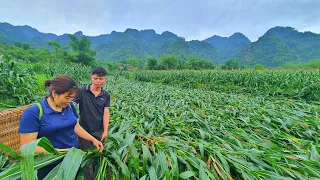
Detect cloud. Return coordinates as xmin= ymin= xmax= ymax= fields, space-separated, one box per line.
xmin=0 ymin=0 xmax=319 ymax=41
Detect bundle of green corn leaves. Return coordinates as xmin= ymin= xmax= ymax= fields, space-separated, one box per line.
xmin=0 ymin=77 xmax=319 ymax=179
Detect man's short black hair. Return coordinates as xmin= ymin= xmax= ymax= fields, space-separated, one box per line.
xmin=92 ymin=67 xmax=107 ymax=77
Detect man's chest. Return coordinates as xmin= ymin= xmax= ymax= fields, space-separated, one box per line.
xmin=82 ymin=93 xmax=107 ymax=107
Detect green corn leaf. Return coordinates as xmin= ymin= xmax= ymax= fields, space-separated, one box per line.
xmin=178 ymin=171 xmax=196 ymax=179
xmin=57 ymin=147 xmax=85 ymax=180
xmin=0 ymin=154 xmax=63 ymax=180
xmin=0 ymin=143 xmax=20 ymax=159
xmin=310 ymin=145 xmax=320 ymax=162
xmin=148 ymin=166 xmax=158 ymax=180
xmin=20 ymin=138 xmax=50 ymax=180
xmin=129 ymin=144 xmax=139 ymax=175
xmin=110 ymin=151 xmax=130 ymax=180
xmin=199 ymin=143 xmax=204 ymax=159
xmin=142 ymin=144 xmax=151 ymax=172
xmin=199 ymin=162 xmax=207 ymax=180
xmin=139 ymin=175 xmax=147 ymax=180
xmin=75 ymin=168 xmax=84 ymax=180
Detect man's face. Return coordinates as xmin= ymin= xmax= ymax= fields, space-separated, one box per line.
xmin=91 ymin=74 xmax=107 ymax=88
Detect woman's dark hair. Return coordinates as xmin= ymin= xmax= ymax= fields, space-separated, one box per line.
xmin=45 ymin=76 xmax=78 ymax=95
xmin=92 ymin=67 xmax=107 ymax=77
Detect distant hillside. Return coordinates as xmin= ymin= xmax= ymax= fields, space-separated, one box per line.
xmin=1 ymin=23 xmax=320 ymax=67
xmin=204 ymin=32 xmax=251 ymax=63
xmin=93 ymin=29 xmax=220 ymax=63
xmin=0 ymin=23 xmax=219 ymax=63
xmin=235 ymin=26 xmax=320 ymax=67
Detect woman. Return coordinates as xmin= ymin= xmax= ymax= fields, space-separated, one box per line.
xmin=18 ymin=75 xmax=104 ymax=179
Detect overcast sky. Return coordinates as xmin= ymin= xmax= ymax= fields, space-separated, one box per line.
xmin=0 ymin=0 xmax=319 ymax=41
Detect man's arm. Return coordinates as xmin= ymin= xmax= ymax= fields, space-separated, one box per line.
xmin=74 ymin=123 xmax=104 ymax=152
xmin=101 ymin=108 xmax=110 ymax=142
xmin=72 ymin=87 xmax=82 ymax=105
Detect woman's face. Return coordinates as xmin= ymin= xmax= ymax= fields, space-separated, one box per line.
xmin=53 ymin=91 xmax=76 ymax=107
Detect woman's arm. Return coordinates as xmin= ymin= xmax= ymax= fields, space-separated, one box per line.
xmin=20 ymin=133 xmax=70 ymax=153
xmin=74 ymin=123 xmax=104 ymax=152
xmin=20 ymin=133 xmax=47 ymax=153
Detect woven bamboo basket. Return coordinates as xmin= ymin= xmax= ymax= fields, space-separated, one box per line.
xmin=0 ymin=105 xmax=31 ymax=151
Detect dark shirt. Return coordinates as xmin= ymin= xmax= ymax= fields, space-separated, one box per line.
xmin=73 ymin=84 xmax=110 ymax=132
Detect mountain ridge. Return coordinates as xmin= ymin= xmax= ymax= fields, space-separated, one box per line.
xmin=1 ymin=22 xmax=320 ymax=67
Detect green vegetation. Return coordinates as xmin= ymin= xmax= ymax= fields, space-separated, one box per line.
xmin=1 ymin=76 xmax=319 ymax=179
xmin=127 ymin=70 xmax=320 ymax=101
xmin=0 ymin=55 xmax=38 ymax=106
xmin=279 ymin=59 xmax=320 ymax=70
xmin=0 ymin=36 xmax=94 ymax=108
xmin=221 ymin=59 xmax=240 ymax=70
xmin=0 ymin=30 xmax=320 ymax=179
xmin=2 ymin=23 xmax=320 ymax=67
xmin=235 ymin=27 xmax=320 ymax=67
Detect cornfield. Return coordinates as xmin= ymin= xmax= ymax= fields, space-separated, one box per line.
xmin=0 ymin=56 xmax=91 ymax=108
xmin=126 ymin=70 xmax=320 ymax=101
xmin=1 ymin=75 xmax=319 ymax=179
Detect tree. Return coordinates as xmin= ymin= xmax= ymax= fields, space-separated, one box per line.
xmin=46 ymin=41 xmax=61 ymax=49
xmin=254 ymin=64 xmax=266 ymax=70
xmin=46 ymin=41 xmax=62 ymax=62
xmin=186 ymin=56 xmax=200 ymax=69
xmin=158 ymin=54 xmax=178 ymax=70
xmin=186 ymin=56 xmax=215 ymax=70
xmin=221 ymin=58 xmax=240 ymax=70
xmin=146 ymin=57 xmax=158 ymax=70
xmin=176 ymin=59 xmax=187 ymax=70
xmin=126 ymin=58 xmax=142 ymax=70
xmin=199 ymin=59 xmax=215 ymax=69
xmin=14 ymin=42 xmax=31 ymax=50
xmin=68 ymin=35 xmax=96 ymax=66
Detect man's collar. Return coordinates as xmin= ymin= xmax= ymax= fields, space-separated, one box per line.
xmin=86 ymin=84 xmax=105 ymax=95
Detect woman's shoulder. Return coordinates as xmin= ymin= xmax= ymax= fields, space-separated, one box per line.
xmin=25 ymin=104 xmax=39 ymax=112
xmin=22 ymin=104 xmax=40 ymax=116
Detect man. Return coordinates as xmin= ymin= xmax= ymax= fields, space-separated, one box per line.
xmin=73 ymin=66 xmax=110 ymax=179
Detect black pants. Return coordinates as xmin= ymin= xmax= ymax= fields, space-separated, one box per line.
xmin=79 ymin=131 xmax=103 ymax=180
xmin=37 ymin=159 xmax=62 ymax=180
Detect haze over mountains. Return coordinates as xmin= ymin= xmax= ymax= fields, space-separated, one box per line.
xmin=1 ymin=22 xmax=320 ymax=67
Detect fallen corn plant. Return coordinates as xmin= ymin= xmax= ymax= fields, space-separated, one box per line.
xmin=0 ymin=76 xmax=319 ymax=179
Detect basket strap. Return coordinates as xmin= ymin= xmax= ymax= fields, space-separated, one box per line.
xmin=35 ymin=103 xmax=43 ymax=120
xmin=34 ymin=103 xmax=71 ymax=120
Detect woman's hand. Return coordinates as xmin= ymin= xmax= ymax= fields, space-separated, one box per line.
xmin=92 ymin=139 xmax=104 ymax=152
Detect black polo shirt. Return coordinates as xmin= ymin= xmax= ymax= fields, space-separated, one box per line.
xmin=73 ymin=84 xmax=110 ymax=132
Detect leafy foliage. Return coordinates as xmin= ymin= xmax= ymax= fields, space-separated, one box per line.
xmin=279 ymin=59 xmax=320 ymax=70
xmin=128 ymin=70 xmax=320 ymax=101
xmin=1 ymin=76 xmax=319 ymax=179
xmin=67 ymin=35 xmax=96 ymax=66
xmin=3 ymin=23 xmax=320 ymax=67
xmin=0 ymin=56 xmax=38 ymax=106
xmin=221 ymin=59 xmax=240 ymax=70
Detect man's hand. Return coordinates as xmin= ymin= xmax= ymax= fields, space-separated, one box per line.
xmin=101 ymin=131 xmax=108 ymax=143
xmin=92 ymin=139 xmax=104 ymax=152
